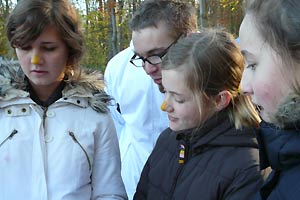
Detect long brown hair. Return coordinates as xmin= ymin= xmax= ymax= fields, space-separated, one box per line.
xmin=6 ymin=0 xmax=84 ymax=79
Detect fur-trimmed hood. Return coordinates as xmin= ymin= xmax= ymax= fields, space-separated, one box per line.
xmin=0 ymin=58 xmax=112 ymax=113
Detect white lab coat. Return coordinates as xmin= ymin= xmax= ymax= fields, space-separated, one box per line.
xmin=0 ymin=61 xmax=127 ymax=200
xmin=104 ymin=43 xmax=168 ymax=200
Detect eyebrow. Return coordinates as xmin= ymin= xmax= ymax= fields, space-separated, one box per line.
xmin=134 ymin=47 xmax=166 ymax=57
xmin=169 ymin=91 xmax=184 ymax=97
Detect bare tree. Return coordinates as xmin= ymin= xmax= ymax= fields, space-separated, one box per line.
xmin=107 ymin=0 xmax=118 ymax=57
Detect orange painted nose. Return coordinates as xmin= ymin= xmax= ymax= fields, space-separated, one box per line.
xmin=160 ymin=101 xmax=167 ymax=111
xmin=31 ymin=55 xmax=40 ymax=64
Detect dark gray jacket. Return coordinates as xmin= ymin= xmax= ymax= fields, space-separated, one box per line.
xmin=256 ymin=121 xmax=300 ymax=200
xmin=134 ymin=112 xmax=269 ymax=200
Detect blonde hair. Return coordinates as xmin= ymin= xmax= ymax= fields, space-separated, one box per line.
xmin=162 ymin=29 xmax=260 ymax=129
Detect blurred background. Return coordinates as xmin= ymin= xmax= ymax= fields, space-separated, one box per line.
xmin=0 ymin=0 xmax=244 ymax=72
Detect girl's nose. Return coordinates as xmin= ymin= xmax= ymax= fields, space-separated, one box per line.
xmin=31 ymin=54 xmax=40 ymax=65
xmin=240 ymin=74 xmax=253 ymax=96
xmin=161 ymin=100 xmax=174 ymax=112
xmin=161 ymin=100 xmax=167 ymax=111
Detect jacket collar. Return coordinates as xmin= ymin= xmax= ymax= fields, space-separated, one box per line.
xmin=27 ymin=77 xmax=66 ymax=107
xmin=257 ymin=120 xmax=300 ymax=170
xmin=0 ymin=59 xmax=111 ymax=113
xmin=176 ymin=111 xmax=258 ymax=152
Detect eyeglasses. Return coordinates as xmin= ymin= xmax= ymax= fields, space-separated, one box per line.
xmin=130 ymin=36 xmax=180 ymax=68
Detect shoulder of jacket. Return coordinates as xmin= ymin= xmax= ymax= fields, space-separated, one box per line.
xmin=63 ymin=69 xmax=113 ymax=113
xmin=157 ymin=128 xmax=173 ymax=142
xmin=0 ymin=59 xmax=28 ymax=100
xmin=153 ymin=128 xmax=177 ymax=154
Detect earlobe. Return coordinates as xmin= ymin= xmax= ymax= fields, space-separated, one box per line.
xmin=215 ymin=90 xmax=231 ymax=111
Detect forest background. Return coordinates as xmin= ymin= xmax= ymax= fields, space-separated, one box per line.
xmin=0 ymin=0 xmax=244 ymax=73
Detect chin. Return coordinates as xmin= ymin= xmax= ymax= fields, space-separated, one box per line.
xmin=170 ymin=127 xmax=179 ymax=131
xmin=169 ymin=123 xmax=178 ymax=131
xmin=169 ymin=124 xmax=186 ymax=132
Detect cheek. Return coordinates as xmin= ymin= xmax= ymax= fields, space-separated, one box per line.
xmin=256 ymin=54 xmax=289 ymax=107
xmin=15 ymin=50 xmax=26 ymax=63
xmin=255 ymin=84 xmax=274 ymax=103
xmin=179 ymin=104 xmax=200 ymax=125
xmin=253 ymin=75 xmax=284 ymax=113
xmin=52 ymin=61 xmax=67 ymax=75
xmin=15 ymin=51 xmax=30 ymax=71
xmin=50 ymin=52 xmax=69 ymax=69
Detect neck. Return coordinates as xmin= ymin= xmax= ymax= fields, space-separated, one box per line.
xmin=30 ymin=81 xmax=62 ymax=101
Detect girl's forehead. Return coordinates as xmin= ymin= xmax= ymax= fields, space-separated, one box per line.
xmin=239 ymin=15 xmax=262 ymax=49
xmin=162 ymin=68 xmax=190 ymax=92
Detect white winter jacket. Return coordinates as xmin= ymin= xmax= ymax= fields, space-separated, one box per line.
xmin=104 ymin=43 xmax=168 ymax=200
xmin=0 ymin=60 xmax=127 ymax=200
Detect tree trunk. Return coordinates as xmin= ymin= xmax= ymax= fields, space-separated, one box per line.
xmin=117 ymin=0 xmax=124 ymax=52
xmin=108 ymin=0 xmax=118 ymax=58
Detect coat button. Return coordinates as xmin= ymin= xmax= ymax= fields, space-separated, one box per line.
xmin=45 ymin=135 xmax=54 ymax=143
xmin=46 ymin=111 xmax=55 ymax=117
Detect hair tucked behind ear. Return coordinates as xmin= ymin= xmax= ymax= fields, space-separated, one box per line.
xmin=162 ymin=29 xmax=260 ymax=129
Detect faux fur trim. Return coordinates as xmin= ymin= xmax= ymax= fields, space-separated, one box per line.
xmin=0 ymin=58 xmax=111 ymax=113
xmin=274 ymin=93 xmax=300 ymax=128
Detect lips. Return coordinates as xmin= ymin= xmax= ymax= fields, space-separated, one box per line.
xmin=168 ymin=115 xmax=177 ymax=122
xmin=256 ymin=105 xmax=263 ymax=112
xmin=32 ymin=70 xmax=47 ymax=73
xmin=253 ymin=102 xmax=263 ymax=113
xmin=31 ymin=70 xmax=48 ymax=76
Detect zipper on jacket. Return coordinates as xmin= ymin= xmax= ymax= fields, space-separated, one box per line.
xmin=42 ymin=107 xmax=48 ymax=129
xmin=170 ymin=140 xmax=190 ymax=197
xmin=170 ymin=163 xmax=185 ymax=198
xmin=0 ymin=129 xmax=18 ymax=148
xmin=69 ymin=131 xmax=92 ymax=171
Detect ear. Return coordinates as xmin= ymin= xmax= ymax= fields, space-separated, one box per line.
xmin=215 ymin=90 xmax=231 ymax=111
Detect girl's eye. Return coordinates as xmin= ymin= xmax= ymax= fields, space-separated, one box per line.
xmin=175 ymin=99 xmax=184 ymax=104
xmin=246 ymin=63 xmax=257 ymax=70
xmin=20 ymin=46 xmax=32 ymax=51
xmin=44 ymin=47 xmax=56 ymax=51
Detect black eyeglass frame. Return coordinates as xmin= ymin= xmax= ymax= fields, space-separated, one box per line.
xmin=130 ymin=35 xmax=181 ymax=68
